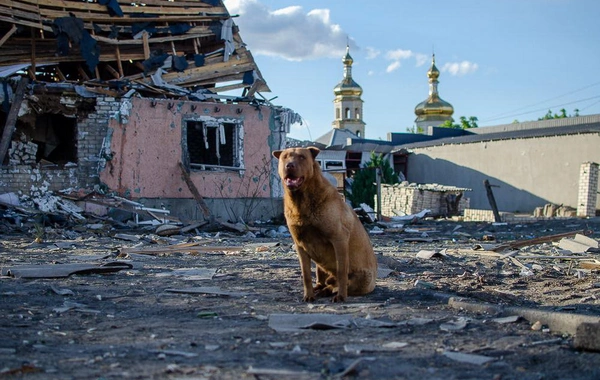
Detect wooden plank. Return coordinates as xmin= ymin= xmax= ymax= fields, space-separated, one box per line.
xmin=0 ymin=77 xmax=28 ymax=165
xmin=115 ymin=46 xmax=124 ymax=77
xmin=30 ymin=26 xmax=36 ymax=79
xmin=91 ymin=32 xmax=213 ymax=46
xmin=142 ymin=31 xmax=150 ymax=59
xmin=77 ymin=65 xmax=90 ymax=81
xmin=104 ymin=63 xmax=120 ymax=79
xmin=17 ymin=0 xmax=224 ymax=15
xmin=119 ymin=242 xmax=242 ymax=255
xmin=0 ymin=24 xmax=17 ymax=48
xmin=35 ymin=10 xmax=227 ymax=23
xmin=491 ymin=230 xmax=587 ymax=251
xmin=18 ymin=0 xmax=216 ymax=8
xmin=0 ymin=14 xmax=52 ymax=32
xmin=179 ymin=162 xmax=211 ymax=218
xmin=484 ymin=179 xmax=502 ymax=223
xmin=149 ymin=54 xmax=255 ymax=83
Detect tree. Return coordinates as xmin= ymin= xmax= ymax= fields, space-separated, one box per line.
xmin=538 ymin=108 xmax=579 ymax=120
xmin=346 ymin=152 xmax=399 ymax=208
xmin=406 ymin=125 xmax=425 ymax=134
xmin=440 ymin=116 xmax=479 ymax=129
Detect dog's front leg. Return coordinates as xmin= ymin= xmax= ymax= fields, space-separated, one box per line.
xmin=297 ymin=248 xmax=315 ymax=302
xmin=315 ymin=266 xmax=328 ymax=291
xmin=332 ymin=240 xmax=349 ymax=302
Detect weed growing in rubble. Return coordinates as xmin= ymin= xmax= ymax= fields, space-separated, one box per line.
xmin=32 ymin=223 xmax=44 ymax=243
xmin=214 ymin=155 xmax=274 ymax=222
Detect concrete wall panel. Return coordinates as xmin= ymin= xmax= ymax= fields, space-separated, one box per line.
xmin=407 ymin=133 xmax=600 ymax=213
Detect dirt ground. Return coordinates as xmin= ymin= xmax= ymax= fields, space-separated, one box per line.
xmin=1 ymin=216 xmax=600 ymax=379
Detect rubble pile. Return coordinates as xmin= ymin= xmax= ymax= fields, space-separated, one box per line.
xmin=8 ymin=140 xmax=38 ymax=165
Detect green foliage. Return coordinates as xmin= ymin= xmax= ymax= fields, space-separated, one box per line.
xmin=538 ymin=108 xmax=579 ymax=120
xmin=406 ymin=125 xmax=425 ymax=134
xmin=440 ymin=116 xmax=479 ymax=129
xmin=346 ymin=152 xmax=399 ymax=208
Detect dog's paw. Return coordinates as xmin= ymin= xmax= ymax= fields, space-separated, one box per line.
xmin=331 ymin=294 xmax=346 ymax=303
xmin=302 ymin=295 xmax=316 ymax=302
xmin=314 ymin=285 xmax=333 ymax=297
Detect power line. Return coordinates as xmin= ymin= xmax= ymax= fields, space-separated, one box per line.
xmin=481 ymin=95 xmax=600 ymax=123
xmin=580 ymin=98 xmax=600 ymax=112
xmin=481 ymin=81 xmax=600 ymax=122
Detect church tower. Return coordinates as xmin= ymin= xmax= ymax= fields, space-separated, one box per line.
xmin=332 ymin=45 xmax=366 ymax=138
xmin=414 ymin=54 xmax=454 ymax=128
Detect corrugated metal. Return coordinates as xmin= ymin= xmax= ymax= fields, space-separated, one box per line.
xmin=317 ymin=150 xmax=347 ymax=160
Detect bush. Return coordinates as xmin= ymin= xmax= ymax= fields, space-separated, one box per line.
xmin=346 ymin=152 xmax=398 ymax=208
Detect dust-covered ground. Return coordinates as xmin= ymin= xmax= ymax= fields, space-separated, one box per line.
xmin=1 ymin=217 xmax=600 ymax=379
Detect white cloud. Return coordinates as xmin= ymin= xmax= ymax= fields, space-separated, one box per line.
xmin=415 ymin=53 xmax=429 ymax=67
xmin=383 ymin=49 xmax=431 ymax=73
xmin=224 ymin=0 xmax=351 ymax=61
xmin=441 ymin=61 xmax=479 ymax=76
xmin=386 ymin=61 xmax=401 ymax=73
xmin=365 ymin=47 xmax=381 ymax=60
xmin=385 ymin=49 xmax=413 ymax=61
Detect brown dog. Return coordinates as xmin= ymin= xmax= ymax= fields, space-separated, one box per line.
xmin=272 ymin=146 xmax=377 ymax=302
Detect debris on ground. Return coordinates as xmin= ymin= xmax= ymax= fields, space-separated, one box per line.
xmin=1 ymin=204 xmax=600 ymax=378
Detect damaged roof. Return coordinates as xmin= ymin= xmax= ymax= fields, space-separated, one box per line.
xmin=0 ymin=0 xmax=269 ymax=99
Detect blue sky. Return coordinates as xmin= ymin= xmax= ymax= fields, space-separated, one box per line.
xmin=224 ymin=0 xmax=600 ymax=142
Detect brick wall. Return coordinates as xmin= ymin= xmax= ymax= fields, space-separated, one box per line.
xmin=376 ymin=183 xmax=470 ymax=217
xmin=0 ymin=96 xmax=118 ymax=196
xmin=577 ymin=162 xmax=599 ymax=217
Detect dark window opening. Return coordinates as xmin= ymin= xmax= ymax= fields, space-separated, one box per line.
xmin=345 ymin=151 xmax=362 ymax=178
xmin=186 ymin=121 xmax=238 ymax=168
xmin=393 ymin=153 xmax=408 ymax=179
xmin=0 ymin=112 xmax=77 ymax=167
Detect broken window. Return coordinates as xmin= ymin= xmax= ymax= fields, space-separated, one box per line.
xmin=324 ymin=160 xmax=344 ymax=171
xmin=185 ymin=120 xmax=242 ymax=170
xmin=1 ymin=112 xmax=78 ymax=167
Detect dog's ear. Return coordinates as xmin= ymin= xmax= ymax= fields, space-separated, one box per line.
xmin=272 ymin=150 xmax=282 ymax=159
xmin=307 ymin=146 xmax=320 ymax=159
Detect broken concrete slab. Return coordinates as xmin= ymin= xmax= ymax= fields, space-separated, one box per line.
xmin=155 ymin=267 xmax=216 ymax=280
xmin=448 ymin=297 xmax=600 ymax=336
xmin=165 ymin=287 xmax=250 ymax=297
xmin=2 ymin=261 xmax=133 ymax=278
xmin=573 ymin=322 xmax=600 ymax=352
xmin=558 ymin=233 xmax=600 ymax=253
xmin=442 ymin=351 xmax=495 ymax=365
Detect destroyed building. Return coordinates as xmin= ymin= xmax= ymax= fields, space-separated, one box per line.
xmin=0 ymin=0 xmax=298 ymax=222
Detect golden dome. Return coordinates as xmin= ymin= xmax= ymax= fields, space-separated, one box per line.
xmin=415 ymin=54 xmax=454 ymax=123
xmin=414 ymin=96 xmax=454 ymax=117
xmin=334 ymin=45 xmax=362 ymax=97
xmin=427 ymin=59 xmax=440 ymax=80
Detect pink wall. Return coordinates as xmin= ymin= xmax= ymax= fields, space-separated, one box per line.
xmin=100 ymin=97 xmax=274 ymax=199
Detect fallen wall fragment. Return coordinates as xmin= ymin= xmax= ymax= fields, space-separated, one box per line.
xmin=448 ymin=297 xmax=600 ymax=339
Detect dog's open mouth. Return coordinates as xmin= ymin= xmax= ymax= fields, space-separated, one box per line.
xmin=284 ymin=175 xmax=304 ymax=189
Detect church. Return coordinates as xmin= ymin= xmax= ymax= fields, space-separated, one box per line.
xmin=305 ymin=45 xmax=456 ymax=182
xmin=312 ymin=46 xmax=455 ymax=147
xmin=301 ymin=46 xmax=600 ymax=216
